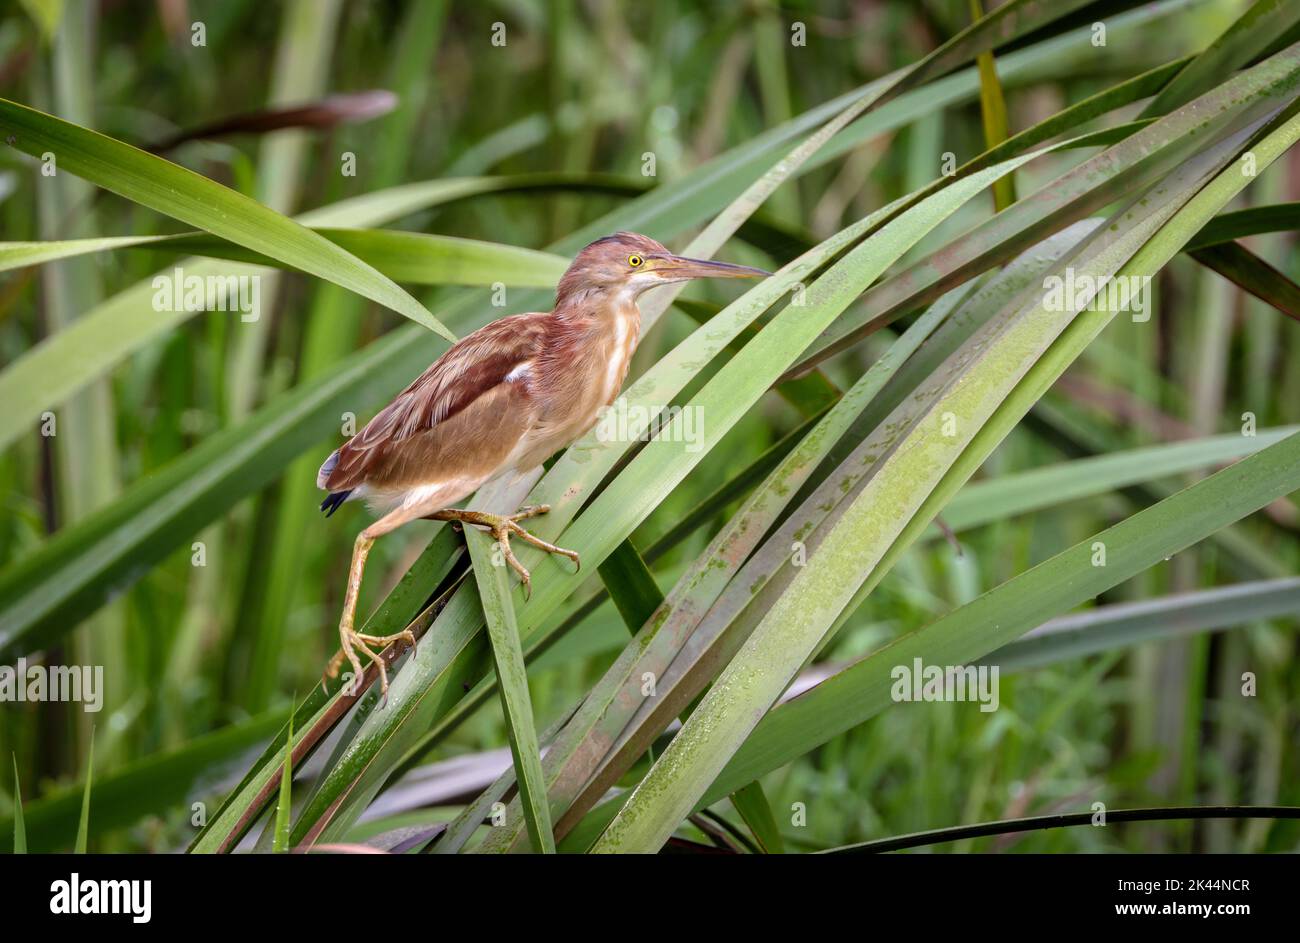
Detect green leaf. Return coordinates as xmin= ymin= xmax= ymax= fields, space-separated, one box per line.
xmin=0 ymin=176 xmax=478 ymax=454
xmin=969 ymin=0 xmax=1015 ymax=211
xmin=989 ymin=577 xmax=1300 ymax=672
xmin=465 ymin=528 xmax=554 ymax=854
xmin=1189 ymin=242 xmax=1300 ymax=324
xmin=1187 ymin=201 xmax=1300 ymax=249
xmin=0 ymin=229 xmax=568 ymax=287
xmin=11 ymin=756 xmax=24 ymax=855
xmin=597 ymin=539 xmax=664 ymax=635
xmin=175 ymin=228 xmax=567 ymax=288
xmin=0 ymin=234 xmax=174 ymax=272
xmin=731 ymin=781 xmax=783 ymax=854
xmin=272 ymin=711 xmax=295 ymax=854
xmin=1141 ymin=0 xmax=1300 ymax=116
xmin=940 ymin=425 xmax=1300 ymax=533
xmin=75 ymin=728 xmax=93 ymax=854
xmin=0 ymin=98 xmax=453 ymax=339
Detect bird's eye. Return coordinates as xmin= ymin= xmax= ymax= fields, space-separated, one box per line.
xmin=628 ymin=254 xmax=643 ymax=267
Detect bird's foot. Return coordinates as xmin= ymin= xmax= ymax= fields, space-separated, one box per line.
xmin=432 ymin=505 xmax=580 ymax=598
xmin=323 ymin=624 xmax=417 ymax=704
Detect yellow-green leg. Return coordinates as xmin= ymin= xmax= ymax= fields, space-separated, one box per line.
xmin=324 ymin=529 xmax=416 ymax=701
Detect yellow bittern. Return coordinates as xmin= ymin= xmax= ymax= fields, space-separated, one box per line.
xmin=317 ymin=231 xmax=768 ymax=697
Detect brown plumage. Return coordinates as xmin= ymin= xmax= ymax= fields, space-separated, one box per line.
xmin=318 ymin=231 xmax=768 ymax=698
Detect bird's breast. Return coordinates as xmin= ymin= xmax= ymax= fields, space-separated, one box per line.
xmin=595 ymin=306 xmax=640 ymax=406
xmin=513 ymin=306 xmax=641 ymax=468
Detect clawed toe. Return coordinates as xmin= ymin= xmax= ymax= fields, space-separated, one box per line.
xmin=327 ymin=626 xmax=417 ymax=704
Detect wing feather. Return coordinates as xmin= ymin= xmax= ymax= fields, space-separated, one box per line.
xmin=322 ymin=312 xmax=548 ymax=493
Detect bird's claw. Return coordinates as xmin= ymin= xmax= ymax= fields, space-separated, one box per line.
xmin=487 ymin=507 xmax=580 ymax=596
xmin=324 ymin=626 xmax=417 ymax=705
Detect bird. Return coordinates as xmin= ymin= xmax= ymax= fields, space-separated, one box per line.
xmin=317 ymin=231 xmax=769 ymax=698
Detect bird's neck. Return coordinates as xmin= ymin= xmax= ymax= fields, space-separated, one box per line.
xmin=554 ymin=282 xmax=640 ymax=319
xmin=548 ymin=292 xmax=643 ymax=408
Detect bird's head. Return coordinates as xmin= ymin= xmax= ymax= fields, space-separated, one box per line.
xmin=556 ymin=231 xmax=769 ymax=306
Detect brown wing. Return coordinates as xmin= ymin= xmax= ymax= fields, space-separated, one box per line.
xmin=320 ymin=312 xmax=549 ymax=493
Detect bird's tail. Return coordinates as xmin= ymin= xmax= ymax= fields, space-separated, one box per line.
xmin=320 ymin=490 xmax=352 ymax=517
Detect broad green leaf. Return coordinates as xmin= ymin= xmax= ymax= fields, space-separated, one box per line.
xmin=465 ymin=529 xmax=554 ymax=853
xmin=939 ymin=425 xmax=1300 ymax=533
xmin=988 ymin=577 xmax=1300 ymax=671
xmin=0 ymin=230 xmax=568 ymax=287
xmin=597 ymin=539 xmax=664 ymax=635
xmin=0 ymin=235 xmax=173 ymax=272
xmin=0 ymin=98 xmax=452 ymax=339
xmin=171 ymin=229 xmax=567 ymax=288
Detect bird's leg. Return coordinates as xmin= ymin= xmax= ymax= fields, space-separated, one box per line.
xmin=324 ymin=528 xmax=417 ymax=702
xmin=425 ymin=504 xmax=580 ymax=598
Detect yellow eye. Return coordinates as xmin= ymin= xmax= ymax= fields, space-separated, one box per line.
xmin=628 ymin=254 xmax=643 ymax=267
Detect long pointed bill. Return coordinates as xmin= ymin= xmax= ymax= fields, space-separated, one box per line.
xmin=654 ymin=255 xmax=771 ymax=280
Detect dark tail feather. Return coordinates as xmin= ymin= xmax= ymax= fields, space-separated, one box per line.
xmin=320 ymin=490 xmax=352 ymax=517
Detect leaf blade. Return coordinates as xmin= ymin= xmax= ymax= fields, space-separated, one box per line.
xmin=0 ymin=97 xmax=454 ymax=339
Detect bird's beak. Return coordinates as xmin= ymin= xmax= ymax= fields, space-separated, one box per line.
xmin=652 ymin=255 xmax=771 ymax=280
